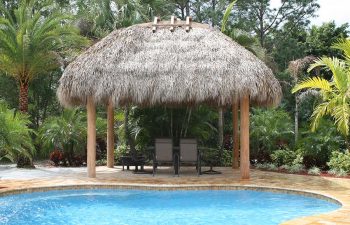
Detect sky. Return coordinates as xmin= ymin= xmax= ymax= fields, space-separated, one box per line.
xmin=270 ymin=0 xmax=350 ymax=26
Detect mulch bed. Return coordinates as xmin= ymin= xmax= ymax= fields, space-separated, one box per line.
xmin=255 ymin=167 xmax=350 ymax=179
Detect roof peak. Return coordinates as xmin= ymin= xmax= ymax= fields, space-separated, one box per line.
xmin=138 ymin=16 xmax=211 ymax=31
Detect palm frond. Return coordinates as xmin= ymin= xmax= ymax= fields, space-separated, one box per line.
xmin=221 ymin=0 xmax=237 ymax=32
xmin=309 ymin=57 xmax=348 ymax=92
xmin=292 ymin=77 xmax=332 ymax=93
xmin=333 ymin=38 xmax=350 ymax=61
xmin=332 ymin=100 xmax=350 ymax=136
xmin=310 ymin=102 xmax=331 ymax=132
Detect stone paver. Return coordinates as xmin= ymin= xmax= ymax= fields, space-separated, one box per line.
xmin=1 ymin=165 xmax=350 ymax=224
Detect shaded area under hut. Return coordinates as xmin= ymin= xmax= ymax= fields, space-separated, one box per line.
xmin=57 ymin=17 xmax=282 ymax=179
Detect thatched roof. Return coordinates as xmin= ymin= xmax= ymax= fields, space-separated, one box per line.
xmin=58 ymin=20 xmax=282 ymax=108
xmin=288 ymin=56 xmax=317 ymax=79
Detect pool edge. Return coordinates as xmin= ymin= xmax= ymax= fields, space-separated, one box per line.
xmin=0 ymin=183 xmax=342 ymax=206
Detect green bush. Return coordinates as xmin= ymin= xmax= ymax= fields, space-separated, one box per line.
xmin=327 ymin=151 xmax=350 ymax=174
xmin=328 ymin=168 xmax=348 ymax=177
xmin=0 ymin=100 xmax=34 ymax=164
xmin=114 ymin=144 xmax=129 ymax=164
xmin=297 ymin=119 xmax=345 ymax=169
xmin=270 ymin=149 xmax=303 ymax=166
xmin=255 ymin=163 xmax=278 ymax=171
xmin=221 ymin=150 xmax=233 ymax=167
xmin=308 ymin=166 xmax=321 ymax=175
xmin=288 ymin=164 xmax=304 ymax=173
xmin=38 ymin=109 xmax=86 ymax=166
xmin=250 ymin=108 xmax=294 ymax=163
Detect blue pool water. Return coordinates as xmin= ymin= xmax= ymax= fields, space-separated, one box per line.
xmin=0 ymin=189 xmax=340 ymax=225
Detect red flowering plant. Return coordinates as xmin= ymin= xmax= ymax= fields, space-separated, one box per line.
xmin=49 ymin=149 xmax=65 ymax=166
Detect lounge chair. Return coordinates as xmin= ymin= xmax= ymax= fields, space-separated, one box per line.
xmin=178 ymin=139 xmax=201 ymax=176
xmin=153 ymin=138 xmax=176 ymax=176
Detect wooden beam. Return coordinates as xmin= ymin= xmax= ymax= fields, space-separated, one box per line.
xmin=107 ymin=99 xmax=115 ymax=168
xmin=232 ymin=102 xmax=239 ymax=169
xmin=87 ymin=96 xmax=96 ymax=178
xmin=240 ymin=95 xmax=250 ymax=179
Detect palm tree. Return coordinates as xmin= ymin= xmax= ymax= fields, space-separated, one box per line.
xmin=0 ymin=100 xmax=34 ymax=163
xmin=0 ymin=0 xmax=86 ymax=113
xmin=292 ymin=39 xmax=350 ymax=137
xmin=288 ymin=56 xmax=317 ymax=143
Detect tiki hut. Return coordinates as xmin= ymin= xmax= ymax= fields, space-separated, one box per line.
xmin=57 ymin=17 xmax=282 ymax=179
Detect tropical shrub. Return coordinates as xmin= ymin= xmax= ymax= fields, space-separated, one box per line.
xmin=297 ymin=119 xmax=345 ymax=168
xmin=250 ymin=108 xmax=294 ymax=162
xmin=38 ymin=108 xmax=109 ymax=166
xmin=327 ymin=151 xmax=350 ymax=174
xmin=308 ymin=166 xmax=321 ymax=175
xmin=49 ymin=149 xmax=64 ymax=166
xmin=328 ymin=169 xmax=348 ymax=177
xmin=39 ymin=109 xmax=86 ymax=166
xmin=114 ymin=144 xmax=128 ymax=164
xmin=270 ymin=149 xmax=302 ymax=166
xmin=0 ymin=101 xmax=34 ymax=164
xmin=221 ymin=149 xmax=233 ymax=167
xmin=287 ymin=164 xmax=304 ymax=173
xmin=255 ymin=163 xmax=278 ymax=171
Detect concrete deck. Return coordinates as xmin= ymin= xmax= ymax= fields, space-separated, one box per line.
xmin=1 ymin=165 xmax=350 ymax=224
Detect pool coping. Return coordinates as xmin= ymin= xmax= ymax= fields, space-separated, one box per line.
xmin=0 ymin=183 xmax=342 ymax=206
xmin=0 ymin=183 xmax=344 ymax=225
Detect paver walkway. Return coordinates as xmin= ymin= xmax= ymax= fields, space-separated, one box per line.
xmin=1 ymin=164 xmax=350 ymax=224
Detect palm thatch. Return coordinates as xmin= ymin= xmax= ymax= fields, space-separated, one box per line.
xmin=58 ymin=21 xmax=282 ymax=108
xmin=288 ymin=56 xmax=317 ymax=79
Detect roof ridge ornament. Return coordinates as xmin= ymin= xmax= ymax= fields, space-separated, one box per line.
xmin=152 ymin=17 xmax=161 ymax=33
xmin=152 ymin=16 xmax=192 ymax=33
xmin=186 ymin=16 xmax=192 ymax=32
xmin=170 ymin=16 xmax=177 ymax=32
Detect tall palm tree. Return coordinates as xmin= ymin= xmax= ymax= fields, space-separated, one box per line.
xmin=292 ymin=39 xmax=350 ymax=137
xmin=288 ymin=56 xmax=317 ymax=143
xmin=0 ymin=0 xmax=86 ymax=113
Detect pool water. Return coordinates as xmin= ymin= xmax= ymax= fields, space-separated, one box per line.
xmin=0 ymin=189 xmax=340 ymax=225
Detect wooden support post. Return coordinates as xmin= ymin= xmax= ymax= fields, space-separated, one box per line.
xmin=152 ymin=17 xmax=160 ymax=33
xmin=107 ymin=100 xmax=115 ymax=168
xmin=240 ymin=95 xmax=250 ymax=180
xmin=87 ymin=96 xmax=96 ymax=178
xmin=232 ymin=102 xmax=239 ymax=169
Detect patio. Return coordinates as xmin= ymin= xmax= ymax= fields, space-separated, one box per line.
xmin=1 ymin=165 xmax=350 ymax=225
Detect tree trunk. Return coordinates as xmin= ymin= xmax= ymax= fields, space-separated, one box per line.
xmin=185 ymin=0 xmax=190 ymax=17
xmin=16 ymin=81 xmax=34 ymax=168
xmin=19 ymin=82 xmax=29 ymax=113
xmin=211 ymin=0 xmax=216 ymax=27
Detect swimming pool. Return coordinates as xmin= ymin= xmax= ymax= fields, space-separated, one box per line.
xmin=0 ymin=189 xmax=340 ymax=225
